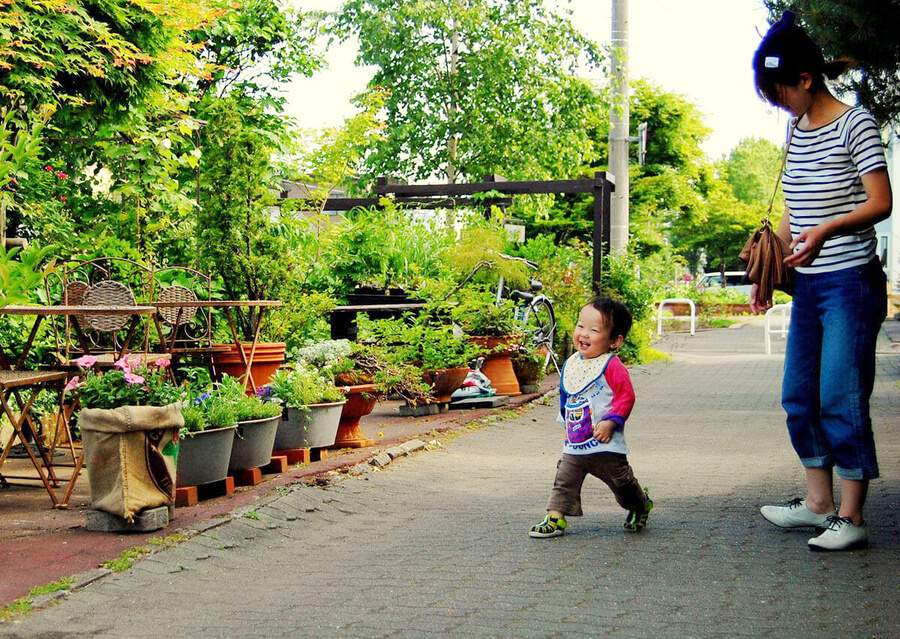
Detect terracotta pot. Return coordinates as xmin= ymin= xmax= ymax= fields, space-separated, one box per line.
xmin=333 ymin=384 xmax=377 ymax=448
xmin=211 ymin=342 xmax=286 ymax=393
xmin=468 ymin=335 xmax=521 ymax=396
xmin=421 ymin=367 xmax=469 ymax=403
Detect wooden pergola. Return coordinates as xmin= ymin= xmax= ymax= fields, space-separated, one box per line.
xmin=290 ymin=172 xmax=615 ymax=292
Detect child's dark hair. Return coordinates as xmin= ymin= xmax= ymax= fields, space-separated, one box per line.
xmin=587 ymin=296 xmax=632 ymax=340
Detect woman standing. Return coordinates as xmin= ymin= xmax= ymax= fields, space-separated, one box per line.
xmin=750 ymin=11 xmax=892 ymax=551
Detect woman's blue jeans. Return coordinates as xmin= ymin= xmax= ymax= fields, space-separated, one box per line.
xmin=782 ymin=259 xmax=886 ymax=480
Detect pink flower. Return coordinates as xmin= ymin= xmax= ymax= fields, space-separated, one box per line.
xmin=128 ymin=355 xmax=143 ymax=369
xmin=123 ymin=372 xmax=145 ymax=385
xmin=113 ymin=357 xmax=131 ymax=373
xmin=75 ymin=355 xmax=98 ymax=368
xmin=9 ymin=177 xmax=17 ymax=184
xmin=56 ymin=171 xmax=68 ymax=179
xmin=154 ymin=357 xmax=171 ymax=368
xmin=45 ymin=165 xmax=53 ymax=172
xmin=63 ymin=376 xmax=83 ymax=392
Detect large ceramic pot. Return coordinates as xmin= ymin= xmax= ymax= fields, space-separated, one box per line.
xmin=421 ymin=367 xmax=469 ymax=403
xmin=211 ymin=342 xmax=286 ymax=392
xmin=176 ymin=425 xmax=236 ymax=488
xmin=468 ymin=335 xmax=521 ymax=396
xmin=228 ymin=415 xmax=279 ymax=472
xmin=333 ymin=384 xmax=377 ymax=448
xmin=274 ymin=401 xmax=346 ymax=450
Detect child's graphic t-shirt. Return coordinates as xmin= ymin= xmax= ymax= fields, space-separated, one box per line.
xmin=558 ymin=352 xmax=635 ymax=456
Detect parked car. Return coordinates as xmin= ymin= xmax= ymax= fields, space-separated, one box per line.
xmin=696 ymin=271 xmax=753 ymax=295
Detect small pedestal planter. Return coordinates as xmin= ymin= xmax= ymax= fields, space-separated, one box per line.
xmin=176 ymin=425 xmax=236 ymax=488
xmin=274 ymin=401 xmax=346 ymax=450
xmin=333 ymin=384 xmax=377 ymax=448
xmin=228 ymin=415 xmax=280 ymax=472
xmin=469 ymin=335 xmax=521 ymax=396
xmin=422 ymin=367 xmax=469 ymax=404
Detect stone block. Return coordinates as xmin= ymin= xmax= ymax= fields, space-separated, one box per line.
xmin=369 ymin=452 xmax=393 ymax=469
xmin=385 ymin=446 xmax=407 ymax=459
xmin=449 ymin=395 xmax=509 ymax=410
xmin=398 ymin=403 xmax=440 ymax=417
xmin=85 ymin=506 xmax=169 ymax=533
xmin=400 ymin=439 xmax=427 ymax=454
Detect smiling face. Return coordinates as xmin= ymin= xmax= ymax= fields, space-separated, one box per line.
xmin=572 ymin=304 xmax=624 ymax=360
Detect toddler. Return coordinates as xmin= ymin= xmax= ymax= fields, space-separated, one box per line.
xmin=530 ymin=297 xmax=652 ymax=538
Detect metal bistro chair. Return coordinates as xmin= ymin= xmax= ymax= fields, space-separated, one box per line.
xmin=151 ymin=266 xmax=228 ymax=376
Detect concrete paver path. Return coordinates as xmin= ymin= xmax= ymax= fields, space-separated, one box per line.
xmin=2 ymin=321 xmax=897 ymax=637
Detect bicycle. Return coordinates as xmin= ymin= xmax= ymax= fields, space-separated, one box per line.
xmin=496 ymin=254 xmax=559 ymax=373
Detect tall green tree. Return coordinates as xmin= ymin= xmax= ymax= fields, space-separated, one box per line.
xmin=763 ymin=0 xmax=900 ymax=129
xmin=334 ymin=0 xmax=606 ymax=184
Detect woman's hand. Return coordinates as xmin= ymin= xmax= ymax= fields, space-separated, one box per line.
xmin=783 ymin=224 xmax=827 ymax=268
xmin=749 ymin=283 xmax=771 ymax=315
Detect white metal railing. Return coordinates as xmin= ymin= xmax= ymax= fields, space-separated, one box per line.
xmin=657 ymin=298 xmax=696 ymax=336
xmin=764 ymin=302 xmax=792 ymax=355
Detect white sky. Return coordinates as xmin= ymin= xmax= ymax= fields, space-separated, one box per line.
xmin=283 ymin=0 xmax=791 ymax=160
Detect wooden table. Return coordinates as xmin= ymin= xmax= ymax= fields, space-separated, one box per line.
xmin=0 ymin=304 xmax=156 ymax=508
xmin=151 ymin=300 xmax=282 ymax=390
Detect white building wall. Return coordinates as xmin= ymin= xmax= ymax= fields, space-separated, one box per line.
xmin=878 ymin=131 xmax=898 ymax=295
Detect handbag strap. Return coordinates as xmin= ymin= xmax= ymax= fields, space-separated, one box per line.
xmin=764 ymin=118 xmax=799 ymax=225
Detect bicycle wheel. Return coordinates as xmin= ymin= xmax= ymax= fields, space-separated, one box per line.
xmin=522 ymin=297 xmax=556 ymax=369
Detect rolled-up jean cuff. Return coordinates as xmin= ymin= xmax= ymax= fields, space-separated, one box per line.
xmin=836 ymin=465 xmax=879 ymax=481
xmin=799 ymin=454 xmax=833 ymax=470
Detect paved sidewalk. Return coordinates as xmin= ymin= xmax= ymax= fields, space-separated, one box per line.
xmin=2 ymin=320 xmax=898 ymax=636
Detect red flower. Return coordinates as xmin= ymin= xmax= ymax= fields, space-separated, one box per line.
xmin=59 ymin=196 xmax=67 ymax=202
xmin=56 ymin=171 xmax=68 ymax=179
xmin=45 ymin=165 xmax=53 ymax=172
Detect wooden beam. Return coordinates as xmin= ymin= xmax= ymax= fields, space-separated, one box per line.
xmin=372 ymin=175 xmax=611 ymax=197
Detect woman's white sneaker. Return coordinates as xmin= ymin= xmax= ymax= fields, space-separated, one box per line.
xmin=760 ymin=498 xmax=836 ymax=528
xmin=807 ymin=516 xmax=868 ymax=551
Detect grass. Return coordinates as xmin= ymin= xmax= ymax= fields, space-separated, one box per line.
xmin=1 ymin=577 xmax=76 ymax=620
xmin=103 ymin=547 xmax=150 ymax=572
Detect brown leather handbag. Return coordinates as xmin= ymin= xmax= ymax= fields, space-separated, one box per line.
xmin=739 ymin=121 xmax=797 ymax=306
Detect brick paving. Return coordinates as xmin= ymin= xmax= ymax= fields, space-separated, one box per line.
xmin=1 ymin=319 xmax=898 ymax=637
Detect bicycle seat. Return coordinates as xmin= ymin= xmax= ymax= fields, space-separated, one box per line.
xmin=530 ymin=279 xmax=543 ymax=293
xmin=511 ymin=290 xmax=534 ymax=303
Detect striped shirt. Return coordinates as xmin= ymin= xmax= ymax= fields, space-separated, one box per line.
xmin=783 ymin=107 xmax=887 ymax=274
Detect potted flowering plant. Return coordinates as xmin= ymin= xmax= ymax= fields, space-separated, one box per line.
xmin=65 ymin=354 xmax=182 ymax=522
xmin=213 ymin=375 xmax=282 ymax=472
xmin=176 ymin=369 xmax=239 ymax=488
xmin=265 ymin=363 xmax=346 ymax=450
xmin=293 ymin=339 xmax=430 ymax=447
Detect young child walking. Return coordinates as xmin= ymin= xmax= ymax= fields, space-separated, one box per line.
xmin=529 ymin=297 xmax=652 ymax=538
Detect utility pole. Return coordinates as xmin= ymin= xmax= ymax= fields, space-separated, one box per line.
xmin=609 ymin=0 xmax=629 ymax=253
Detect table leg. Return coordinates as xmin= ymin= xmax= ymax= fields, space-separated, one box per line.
xmin=0 ymin=390 xmax=60 ymax=506
xmin=223 ymin=308 xmax=256 ymax=391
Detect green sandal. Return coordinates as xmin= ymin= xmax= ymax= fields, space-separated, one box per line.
xmin=529 ymin=514 xmax=567 ymax=538
xmin=624 ymin=488 xmax=653 ymax=532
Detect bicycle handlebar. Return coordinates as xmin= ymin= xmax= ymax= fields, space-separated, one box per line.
xmin=498 ymin=253 xmax=539 ymax=270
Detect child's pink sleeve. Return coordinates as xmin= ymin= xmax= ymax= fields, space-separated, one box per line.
xmin=601 ymin=356 xmax=635 ymax=426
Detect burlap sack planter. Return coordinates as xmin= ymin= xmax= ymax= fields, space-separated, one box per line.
xmin=80 ymin=403 xmax=182 ymax=522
